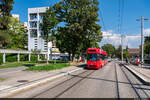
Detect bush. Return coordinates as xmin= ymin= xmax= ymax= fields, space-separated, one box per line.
xmin=0 ymin=54 xmax=3 ymax=64
xmin=48 ymin=60 xmax=69 ymax=63
xmin=25 ymin=63 xmax=70 ymax=71
xmin=144 ymin=60 xmax=150 ymax=64
xmin=6 ymin=54 xmax=17 ymax=62
xmin=40 ymin=55 xmax=45 ymax=60
xmin=20 ymin=54 xmax=28 ymax=61
xmin=6 ymin=54 xmax=29 ymax=62
xmin=31 ymin=54 xmax=38 ymax=62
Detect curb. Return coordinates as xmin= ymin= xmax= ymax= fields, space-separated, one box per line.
xmin=124 ymin=64 xmax=150 ymax=84
xmin=0 ymin=67 xmax=82 ymax=98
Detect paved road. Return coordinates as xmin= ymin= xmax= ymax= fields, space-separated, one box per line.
xmin=11 ymin=61 xmax=150 ymax=98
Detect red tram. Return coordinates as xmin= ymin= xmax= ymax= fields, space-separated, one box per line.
xmin=87 ymin=48 xmax=108 ymax=69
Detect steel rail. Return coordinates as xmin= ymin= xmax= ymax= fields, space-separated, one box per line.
xmin=119 ymin=63 xmax=141 ymax=99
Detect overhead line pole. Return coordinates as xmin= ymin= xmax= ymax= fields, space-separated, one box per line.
xmin=141 ymin=16 xmax=144 ymax=66
xmin=137 ymin=16 xmax=149 ymax=67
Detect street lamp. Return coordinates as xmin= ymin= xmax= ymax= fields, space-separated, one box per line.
xmin=136 ymin=16 xmax=149 ymax=66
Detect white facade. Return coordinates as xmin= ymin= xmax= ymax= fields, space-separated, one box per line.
xmin=28 ymin=7 xmax=69 ymax=60
xmin=28 ymin=7 xmax=51 ymax=56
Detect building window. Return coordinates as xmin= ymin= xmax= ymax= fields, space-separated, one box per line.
xmin=30 ymin=21 xmax=37 ymax=28
xmin=30 ymin=29 xmax=37 ymax=37
xmin=30 ymin=13 xmax=37 ymax=20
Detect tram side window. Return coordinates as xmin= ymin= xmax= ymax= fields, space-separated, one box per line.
xmin=97 ymin=54 xmax=103 ymax=60
xmin=87 ymin=53 xmax=99 ymax=61
xmin=100 ymin=54 xmax=105 ymax=60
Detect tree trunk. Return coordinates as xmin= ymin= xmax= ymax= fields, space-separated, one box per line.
xmin=72 ymin=53 xmax=75 ymax=62
xmin=46 ymin=42 xmax=49 ymax=64
xmin=68 ymin=52 xmax=71 ymax=61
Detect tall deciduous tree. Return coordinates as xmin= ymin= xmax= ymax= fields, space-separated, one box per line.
xmin=101 ymin=44 xmax=115 ymax=57
xmin=54 ymin=0 xmax=102 ymax=61
xmin=115 ymin=45 xmax=122 ymax=59
xmin=7 ymin=17 xmax=27 ymax=49
xmin=0 ymin=0 xmax=14 ymax=47
xmin=144 ymin=36 xmax=150 ymax=55
xmin=40 ymin=7 xmax=59 ymax=64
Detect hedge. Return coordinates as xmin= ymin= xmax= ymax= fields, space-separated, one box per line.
xmin=20 ymin=54 xmax=28 ymax=61
xmin=6 ymin=54 xmax=17 ymax=62
xmin=0 ymin=54 xmax=38 ymax=64
xmin=0 ymin=54 xmax=3 ymax=64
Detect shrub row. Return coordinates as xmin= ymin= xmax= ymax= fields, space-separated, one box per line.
xmin=37 ymin=60 xmax=69 ymax=64
xmin=25 ymin=63 xmax=70 ymax=71
xmin=0 ymin=54 xmax=46 ymax=64
xmin=0 ymin=54 xmax=3 ymax=64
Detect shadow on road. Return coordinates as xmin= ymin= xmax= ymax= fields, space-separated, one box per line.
xmin=68 ymin=73 xmax=145 ymax=86
xmin=23 ymin=64 xmax=35 ymax=67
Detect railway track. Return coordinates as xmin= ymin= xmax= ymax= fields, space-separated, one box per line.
xmin=117 ymin=62 xmax=143 ymax=99
xmin=11 ymin=61 xmax=150 ymax=98
xmin=31 ymin=69 xmax=95 ymax=98
xmin=114 ymin=63 xmax=120 ymax=100
xmin=122 ymin=63 xmax=150 ymax=98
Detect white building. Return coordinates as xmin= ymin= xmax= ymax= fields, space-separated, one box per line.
xmin=28 ymin=7 xmax=52 ymax=59
xmin=28 ymin=7 xmax=68 ymax=60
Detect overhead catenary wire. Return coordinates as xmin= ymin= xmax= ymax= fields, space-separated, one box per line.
xmin=99 ymin=8 xmax=107 ymax=32
xmin=120 ymin=0 xmax=124 ymax=34
xmin=99 ymin=4 xmax=110 ymax=44
xmin=117 ymin=0 xmax=121 ymax=34
xmin=117 ymin=0 xmax=124 ymax=34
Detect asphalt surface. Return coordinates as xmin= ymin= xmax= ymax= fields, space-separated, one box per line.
xmin=11 ymin=61 xmax=150 ymax=98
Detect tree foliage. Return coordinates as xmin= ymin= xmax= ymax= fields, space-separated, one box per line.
xmin=0 ymin=0 xmax=14 ymax=47
xmin=144 ymin=36 xmax=150 ymax=55
xmin=115 ymin=45 xmax=122 ymax=59
xmin=52 ymin=0 xmax=102 ymax=60
xmin=40 ymin=7 xmax=58 ymax=42
xmin=0 ymin=0 xmax=14 ymax=29
xmin=7 ymin=17 xmax=28 ymax=49
xmin=101 ymin=44 xmax=115 ymax=57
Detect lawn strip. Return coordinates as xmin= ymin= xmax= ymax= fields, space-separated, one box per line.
xmin=25 ymin=63 xmax=70 ymax=71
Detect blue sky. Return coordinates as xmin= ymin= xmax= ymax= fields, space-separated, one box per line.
xmin=11 ymin=0 xmax=150 ymax=48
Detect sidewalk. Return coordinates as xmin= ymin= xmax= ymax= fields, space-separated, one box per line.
xmin=0 ymin=63 xmax=85 ymax=97
xmin=124 ymin=64 xmax=150 ymax=84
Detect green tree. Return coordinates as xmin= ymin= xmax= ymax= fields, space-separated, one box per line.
xmin=144 ymin=36 xmax=150 ymax=55
xmin=123 ymin=49 xmax=129 ymax=58
xmin=144 ymin=36 xmax=150 ymax=43
xmin=6 ymin=17 xmax=27 ymax=49
xmin=144 ymin=43 xmax=150 ymax=55
xmin=115 ymin=45 xmax=122 ymax=59
xmin=0 ymin=0 xmax=14 ymax=47
xmin=40 ymin=7 xmax=59 ymax=64
xmin=53 ymin=0 xmax=102 ymax=61
xmin=101 ymin=44 xmax=115 ymax=57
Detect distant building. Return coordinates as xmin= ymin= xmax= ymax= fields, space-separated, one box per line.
xmin=28 ymin=7 xmax=69 ymax=60
xmin=127 ymin=48 xmax=140 ymax=57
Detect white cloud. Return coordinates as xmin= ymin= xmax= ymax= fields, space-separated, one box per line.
xmin=144 ymin=28 xmax=150 ymax=36
xmin=99 ymin=30 xmax=141 ymax=49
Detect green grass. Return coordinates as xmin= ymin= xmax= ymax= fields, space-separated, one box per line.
xmin=0 ymin=61 xmax=37 ymax=69
xmin=25 ymin=63 xmax=70 ymax=71
xmin=0 ymin=78 xmax=5 ymax=82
